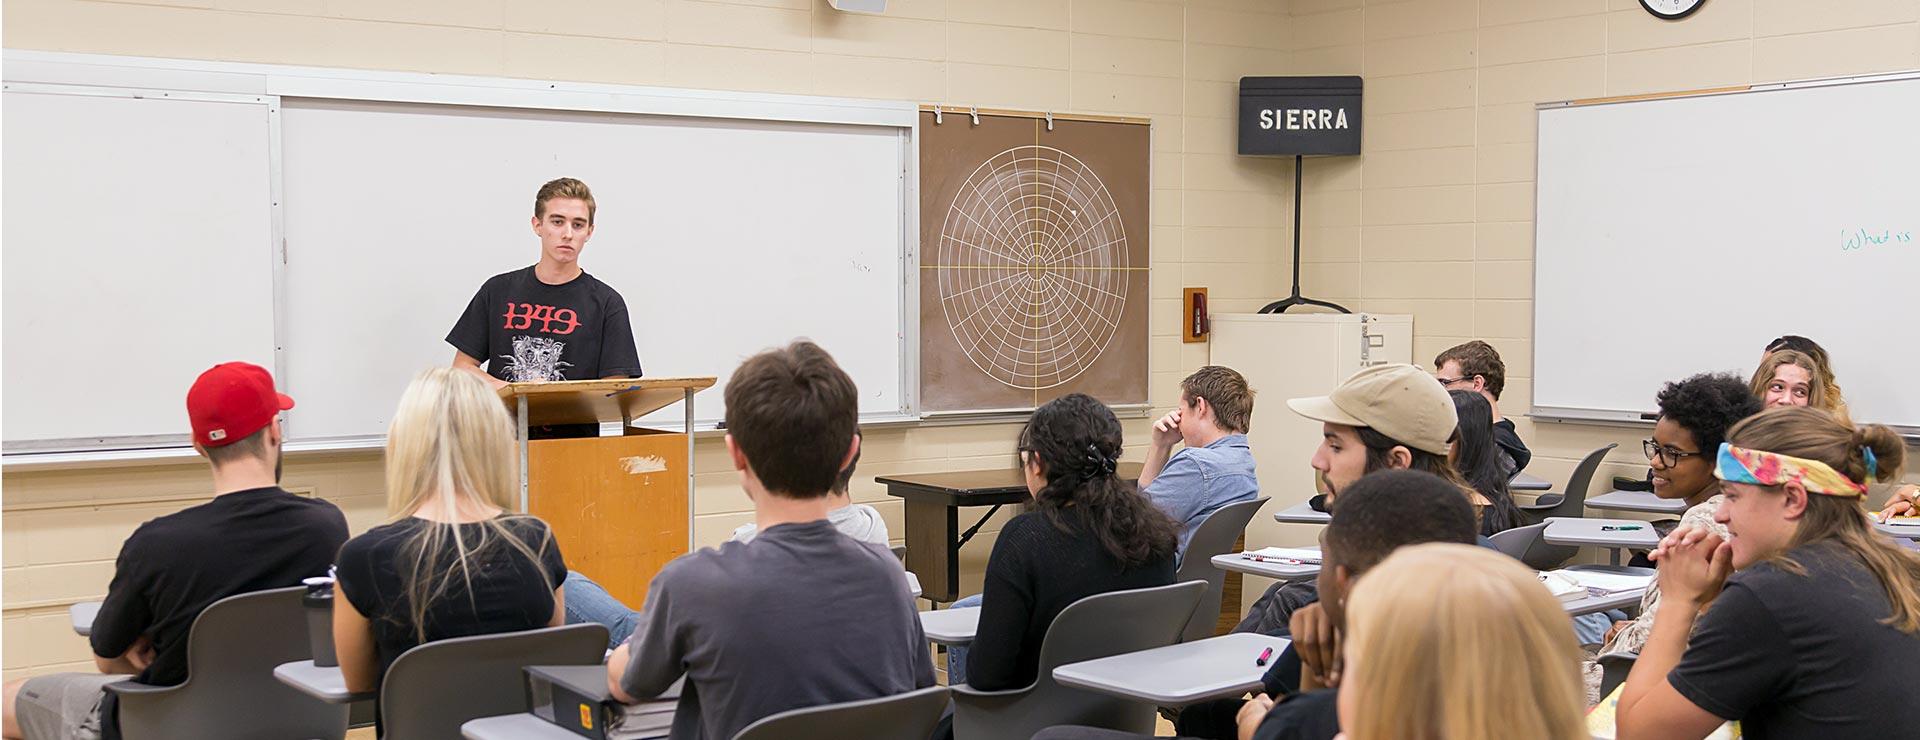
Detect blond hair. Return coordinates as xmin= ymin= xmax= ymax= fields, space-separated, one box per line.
xmin=1726 ymin=406 xmax=1920 ymax=632
xmin=1342 ymin=543 xmax=1587 ymax=740
xmin=1750 ymin=349 xmax=1847 ymax=417
xmin=534 ymin=177 xmax=596 ymax=224
xmin=385 ymin=368 xmax=555 ymax=641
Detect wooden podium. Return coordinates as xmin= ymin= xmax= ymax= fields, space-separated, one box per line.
xmin=498 ymin=377 xmax=715 ymax=609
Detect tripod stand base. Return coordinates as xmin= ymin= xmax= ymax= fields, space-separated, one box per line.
xmin=1258 ymin=295 xmax=1351 ymax=314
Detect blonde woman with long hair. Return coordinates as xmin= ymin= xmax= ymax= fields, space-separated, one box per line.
xmin=1749 ymin=349 xmax=1848 ymax=418
xmin=1335 ymin=543 xmax=1588 ymax=740
xmin=333 ymin=369 xmax=567 ymax=723
xmin=1616 ymin=406 xmax=1920 ymax=738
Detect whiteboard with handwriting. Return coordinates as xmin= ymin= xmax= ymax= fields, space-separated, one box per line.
xmin=1533 ymin=72 xmax=1919 ymax=433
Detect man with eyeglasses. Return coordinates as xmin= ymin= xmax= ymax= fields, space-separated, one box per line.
xmin=1431 ymin=340 xmax=1530 ymax=476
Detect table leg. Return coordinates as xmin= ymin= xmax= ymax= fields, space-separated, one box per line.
xmin=1609 ymin=548 xmax=1623 ymax=566
xmin=902 ymin=495 xmax=959 ymax=604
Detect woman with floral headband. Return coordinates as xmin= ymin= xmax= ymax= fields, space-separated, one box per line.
xmin=1615 ymin=406 xmax=1920 ymax=738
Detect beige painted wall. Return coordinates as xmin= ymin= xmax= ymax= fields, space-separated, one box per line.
xmin=5 ymin=0 xmax=1917 ymax=680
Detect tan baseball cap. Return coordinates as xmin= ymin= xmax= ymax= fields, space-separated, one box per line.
xmin=1286 ymin=363 xmax=1457 ymax=455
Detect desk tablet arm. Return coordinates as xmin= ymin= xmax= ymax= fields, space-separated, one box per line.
xmin=101 ymin=680 xmax=174 ymax=697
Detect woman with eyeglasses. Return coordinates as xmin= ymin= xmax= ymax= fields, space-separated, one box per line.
xmin=1583 ymin=373 xmax=1761 ymax=697
xmin=956 ymin=393 xmax=1180 ymax=693
xmin=1615 ymin=406 xmax=1920 ymax=738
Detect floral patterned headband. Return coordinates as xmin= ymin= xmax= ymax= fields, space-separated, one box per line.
xmin=1714 ymin=443 xmax=1870 ymax=498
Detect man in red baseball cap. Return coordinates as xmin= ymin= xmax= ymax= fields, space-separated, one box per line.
xmin=4 ymin=363 xmax=348 ymax=740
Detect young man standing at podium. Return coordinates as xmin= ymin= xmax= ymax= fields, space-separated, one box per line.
xmin=446 ymin=177 xmax=642 ymax=435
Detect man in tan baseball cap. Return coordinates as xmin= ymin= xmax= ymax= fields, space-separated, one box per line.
xmin=1286 ymin=363 xmax=1469 ymax=509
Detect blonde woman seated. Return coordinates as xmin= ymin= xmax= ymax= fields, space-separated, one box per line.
xmin=1335 ymin=543 xmax=1588 ymax=740
xmin=1749 ymin=349 xmax=1848 ymax=419
xmin=333 ymin=369 xmax=567 ymax=735
xmin=1615 ymin=407 xmax=1920 ymax=738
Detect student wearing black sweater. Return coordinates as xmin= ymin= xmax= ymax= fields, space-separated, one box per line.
xmin=964 ymin=393 xmax=1182 ymax=691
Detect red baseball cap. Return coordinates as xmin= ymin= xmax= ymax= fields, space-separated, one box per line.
xmin=187 ymin=362 xmax=294 ymax=447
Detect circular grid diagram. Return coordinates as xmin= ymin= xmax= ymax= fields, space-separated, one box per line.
xmin=936 ymin=145 xmax=1128 ymax=390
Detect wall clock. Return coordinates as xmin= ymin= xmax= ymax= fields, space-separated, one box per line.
xmin=1640 ymin=0 xmax=1706 ymax=20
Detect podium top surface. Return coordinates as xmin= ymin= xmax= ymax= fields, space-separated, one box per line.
xmin=497 ymin=376 xmax=716 ymax=427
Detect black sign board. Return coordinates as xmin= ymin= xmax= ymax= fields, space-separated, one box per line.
xmin=1238 ymin=76 xmax=1362 ymax=156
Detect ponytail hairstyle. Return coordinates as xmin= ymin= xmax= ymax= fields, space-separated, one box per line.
xmin=1449 ymin=390 xmax=1521 ymax=534
xmin=384 ymin=368 xmax=557 ymax=643
xmin=1725 ymin=406 xmax=1920 ymax=632
xmin=1017 ymin=393 xmax=1179 ymax=568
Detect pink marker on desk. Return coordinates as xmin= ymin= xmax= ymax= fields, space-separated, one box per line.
xmin=1256 ymin=647 xmax=1273 ymax=666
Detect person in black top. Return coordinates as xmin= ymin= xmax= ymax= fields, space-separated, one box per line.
xmin=447 ymin=178 xmax=641 ymax=436
xmin=965 ymin=394 xmax=1182 ymax=691
xmin=332 ymin=369 xmax=567 ymax=735
xmin=1432 ymin=340 xmax=1531 ymax=475
xmin=1449 ymin=390 xmax=1522 ymax=536
xmin=4 ymin=363 xmax=348 ymax=740
xmin=1034 ymin=469 xmax=1480 ymax=740
xmin=1617 ymin=406 xmax=1920 ymax=739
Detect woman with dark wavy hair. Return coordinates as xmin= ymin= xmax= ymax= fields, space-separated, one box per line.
xmin=957 ymin=393 xmax=1180 ymax=691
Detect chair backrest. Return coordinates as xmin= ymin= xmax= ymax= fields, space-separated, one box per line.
xmin=111 ymin=586 xmax=348 ymax=740
xmin=1487 ymin=522 xmax=1543 ymax=563
xmin=1549 ymin=443 xmax=1617 ymax=519
xmin=952 ymin=580 xmax=1206 ymax=740
xmin=1596 ymin=650 xmax=1638 ymax=698
xmin=732 ymin=685 xmax=949 ymax=740
xmin=380 ymin=623 xmax=608 ymax=740
xmin=1173 ymin=497 xmax=1270 ymax=642
xmin=890 ymin=544 xmax=907 ymax=563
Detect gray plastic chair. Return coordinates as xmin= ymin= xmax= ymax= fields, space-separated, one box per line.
xmin=1597 ymin=650 xmax=1638 ymax=697
xmin=1486 ymin=521 xmax=1578 ymax=571
xmin=891 ymin=544 xmax=907 ymax=562
xmin=103 ymin=586 xmax=347 ymax=740
xmin=1517 ymin=444 xmax=1617 ymax=525
xmin=731 ymin=685 xmax=949 ymax=740
xmin=380 ymin=623 xmax=608 ymax=740
xmin=1173 ymin=497 xmax=1270 ymax=642
xmin=950 ymin=580 xmax=1206 ymax=740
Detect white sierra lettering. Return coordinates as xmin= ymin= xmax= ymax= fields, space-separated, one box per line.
xmin=1257 ymin=108 xmax=1350 ymax=131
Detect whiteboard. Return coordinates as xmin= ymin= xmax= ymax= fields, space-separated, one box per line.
xmin=1 ymin=87 xmax=277 ymax=448
xmin=1533 ymin=73 xmax=1920 ymax=433
xmin=279 ymin=99 xmax=908 ymax=443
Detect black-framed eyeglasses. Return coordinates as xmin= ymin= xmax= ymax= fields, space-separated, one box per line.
xmin=1643 ymin=439 xmax=1706 ymax=467
xmin=1435 ymin=375 xmax=1476 ymax=388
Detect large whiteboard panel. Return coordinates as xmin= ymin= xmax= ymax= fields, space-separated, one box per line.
xmin=2 ymin=88 xmax=277 ymax=448
xmin=280 ymin=99 xmax=906 ymax=443
xmin=1534 ymin=74 xmax=1920 ymax=431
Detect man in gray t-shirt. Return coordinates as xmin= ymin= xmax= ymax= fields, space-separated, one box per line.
xmin=604 ymin=342 xmax=934 ymax=740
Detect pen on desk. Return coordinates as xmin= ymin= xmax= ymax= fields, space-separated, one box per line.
xmin=1601 ymin=525 xmax=1644 ymax=531
xmin=1256 ymin=647 xmax=1273 ymax=666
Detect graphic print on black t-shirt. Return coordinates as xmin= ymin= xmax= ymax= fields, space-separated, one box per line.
xmin=447 ymin=266 xmax=643 ymax=382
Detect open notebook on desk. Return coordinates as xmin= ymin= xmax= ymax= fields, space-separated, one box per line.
xmin=1240 ymin=547 xmax=1322 ymax=564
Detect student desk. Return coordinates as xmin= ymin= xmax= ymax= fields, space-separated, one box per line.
xmin=1510 ymin=471 xmax=1553 ymax=491
xmin=70 ymin=601 xmax=100 ymax=636
xmin=1542 ymin=518 xmax=1660 ymax=566
xmin=462 ymin=714 xmax=583 ymax=740
xmin=1562 ymin=587 xmax=1647 ymax=618
xmin=1875 ymin=519 xmax=1920 ymax=540
xmin=1584 ymin=490 xmax=1687 ymax=515
xmin=881 ymin=464 xmax=1141 ymax=604
xmin=273 ymin=660 xmax=374 ymax=703
xmin=1052 ymin=633 xmax=1292 ymax=707
xmin=918 ymin=606 xmax=981 ymax=647
xmin=1272 ymin=501 xmax=1331 ymax=525
xmin=1211 ymin=552 xmax=1321 ymax=582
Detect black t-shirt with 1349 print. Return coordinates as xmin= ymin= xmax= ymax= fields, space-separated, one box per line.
xmin=447 ymin=266 xmax=643 ymax=383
